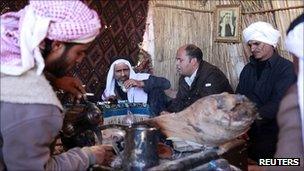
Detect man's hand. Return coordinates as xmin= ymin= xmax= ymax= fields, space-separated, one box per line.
xmin=53 ymin=76 xmax=86 ymax=101
xmin=89 ymin=145 xmax=115 ymax=166
xmin=124 ymin=79 xmax=144 ymax=89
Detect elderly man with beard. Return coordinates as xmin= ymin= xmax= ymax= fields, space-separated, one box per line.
xmin=236 ymin=22 xmax=297 ymax=162
xmin=0 ymin=1 xmax=114 ymax=170
xmin=102 ymin=58 xmax=171 ymax=116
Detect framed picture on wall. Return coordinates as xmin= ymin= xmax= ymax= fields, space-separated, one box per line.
xmin=214 ymin=4 xmax=241 ymax=43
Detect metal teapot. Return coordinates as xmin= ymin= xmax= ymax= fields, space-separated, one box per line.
xmin=99 ymin=123 xmax=160 ymax=170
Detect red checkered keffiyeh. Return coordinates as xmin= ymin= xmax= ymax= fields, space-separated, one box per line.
xmin=1 ymin=0 xmax=101 ymax=75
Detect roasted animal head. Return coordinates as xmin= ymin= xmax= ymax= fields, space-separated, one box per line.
xmin=149 ymin=93 xmax=257 ymax=146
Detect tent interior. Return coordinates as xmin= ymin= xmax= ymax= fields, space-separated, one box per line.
xmin=1 ymin=0 xmax=303 ymax=170
xmin=2 ymin=0 xmax=302 ymax=101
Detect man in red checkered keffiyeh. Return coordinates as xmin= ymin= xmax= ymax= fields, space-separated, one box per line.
xmin=1 ymin=0 xmax=101 ymax=75
xmin=0 ymin=1 xmax=115 ymax=170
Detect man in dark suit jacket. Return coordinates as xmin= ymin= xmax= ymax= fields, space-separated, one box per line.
xmin=163 ymin=44 xmax=233 ymax=113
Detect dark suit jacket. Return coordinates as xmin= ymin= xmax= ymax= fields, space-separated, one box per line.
xmin=166 ymin=61 xmax=233 ymax=113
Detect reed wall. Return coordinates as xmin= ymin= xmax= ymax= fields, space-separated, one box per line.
xmin=146 ymin=0 xmax=303 ymax=90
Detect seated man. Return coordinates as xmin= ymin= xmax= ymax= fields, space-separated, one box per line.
xmin=164 ymin=44 xmax=233 ymax=113
xmin=102 ymin=58 xmax=170 ymax=115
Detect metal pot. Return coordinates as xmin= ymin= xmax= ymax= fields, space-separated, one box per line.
xmin=99 ymin=123 xmax=159 ymax=170
xmin=123 ymin=123 xmax=159 ymax=170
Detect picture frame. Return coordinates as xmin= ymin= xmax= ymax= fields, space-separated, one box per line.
xmin=214 ymin=4 xmax=241 ymax=43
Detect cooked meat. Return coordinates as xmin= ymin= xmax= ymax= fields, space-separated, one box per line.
xmin=148 ymin=93 xmax=257 ymax=146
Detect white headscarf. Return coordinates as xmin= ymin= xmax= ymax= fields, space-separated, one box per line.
xmin=243 ymin=21 xmax=281 ymax=47
xmin=285 ymin=21 xmax=304 ymax=147
xmin=102 ymin=59 xmax=150 ymax=103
